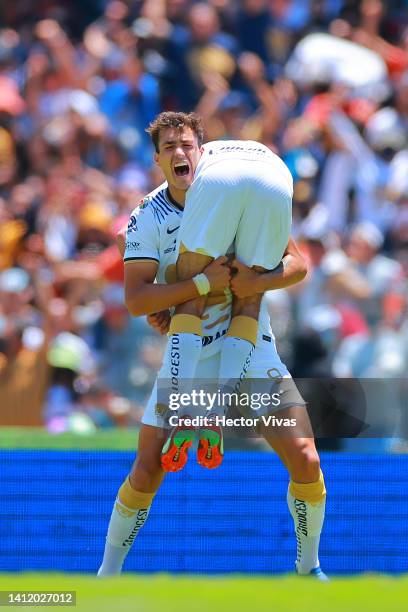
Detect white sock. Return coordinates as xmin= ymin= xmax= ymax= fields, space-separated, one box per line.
xmin=218 ymin=315 xmax=258 ymax=394
xmin=167 ymin=332 xmax=202 ymax=381
xmin=219 ymin=336 xmax=254 ymax=383
xmin=97 ymin=498 xmax=151 ymax=576
xmin=209 ymin=336 xmax=254 ymax=417
xmin=287 ymin=490 xmax=326 ymax=574
xmin=159 ymin=331 xmax=202 ymax=417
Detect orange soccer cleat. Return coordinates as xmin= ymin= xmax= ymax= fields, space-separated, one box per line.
xmin=160 ymin=420 xmax=196 ymax=473
xmin=197 ymin=422 xmax=224 ymax=469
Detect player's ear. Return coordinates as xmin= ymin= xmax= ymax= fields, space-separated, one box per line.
xmin=154 ymin=152 xmax=160 ymax=165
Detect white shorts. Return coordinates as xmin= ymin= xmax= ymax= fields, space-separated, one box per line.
xmin=178 ymin=158 xmax=292 ymax=269
xmin=142 ymin=338 xmax=305 ymax=429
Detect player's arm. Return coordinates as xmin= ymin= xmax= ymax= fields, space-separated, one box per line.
xmin=124 ymin=260 xmax=200 ymax=317
xmin=120 ymin=215 xmax=200 ymax=317
xmin=230 ymin=236 xmax=308 ymax=299
xmin=119 ymin=224 xmax=230 ymax=317
xmin=124 ymin=259 xmax=230 ymax=317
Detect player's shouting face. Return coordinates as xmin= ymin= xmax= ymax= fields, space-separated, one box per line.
xmin=154 ymin=126 xmax=203 ymax=197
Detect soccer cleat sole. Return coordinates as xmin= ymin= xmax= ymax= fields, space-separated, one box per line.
xmin=197 ymin=427 xmax=224 ymax=469
xmin=161 ymin=428 xmax=195 ymax=473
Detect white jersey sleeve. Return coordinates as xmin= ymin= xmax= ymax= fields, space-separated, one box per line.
xmin=124 ymin=201 xmax=160 ymax=264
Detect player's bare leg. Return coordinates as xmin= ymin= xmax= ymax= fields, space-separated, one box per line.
xmin=98 ymin=425 xmax=166 ymax=576
xmin=260 ymin=407 xmax=328 ymax=580
xmin=160 ymin=251 xmax=214 ymax=472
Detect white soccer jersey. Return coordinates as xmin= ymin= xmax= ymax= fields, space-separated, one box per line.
xmin=176 ymin=140 xmax=293 ymax=270
xmin=124 ymin=182 xmax=278 ymax=358
xmin=197 ymin=140 xmax=293 ymax=192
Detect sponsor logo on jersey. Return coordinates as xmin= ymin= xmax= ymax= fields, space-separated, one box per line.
xmin=127 ymin=215 xmax=138 ymax=230
xmin=126 ymin=241 xmax=140 ymax=250
xmin=167 ymin=225 xmax=180 ymax=234
xmin=139 ymin=197 xmax=149 ymax=209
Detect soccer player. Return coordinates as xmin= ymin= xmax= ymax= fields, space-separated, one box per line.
xmin=97 ymin=112 xmax=327 ymax=580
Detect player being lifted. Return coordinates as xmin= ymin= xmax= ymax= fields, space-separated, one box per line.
xmin=98 ymin=112 xmax=327 ymax=580
xmin=157 ymin=114 xmax=293 ymax=472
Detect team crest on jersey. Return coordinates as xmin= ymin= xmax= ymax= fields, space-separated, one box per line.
xmin=127 ymin=214 xmax=138 ymax=230
xmin=139 ymin=197 xmax=149 ymax=209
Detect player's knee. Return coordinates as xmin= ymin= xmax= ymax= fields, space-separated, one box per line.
xmin=289 ymin=443 xmax=320 ymax=483
xmin=129 ymin=458 xmax=164 ymax=493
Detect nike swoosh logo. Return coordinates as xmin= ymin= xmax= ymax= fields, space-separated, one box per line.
xmin=167 ymin=226 xmax=180 ymax=234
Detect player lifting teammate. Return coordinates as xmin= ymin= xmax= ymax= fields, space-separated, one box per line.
xmin=98 ymin=112 xmax=327 ymax=581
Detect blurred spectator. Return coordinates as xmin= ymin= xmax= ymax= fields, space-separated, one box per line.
xmin=0 ymin=267 xmax=50 ymax=426
xmin=93 ymin=282 xmax=166 ymax=404
xmin=44 ymin=331 xmax=96 ymax=432
xmin=346 ymin=221 xmax=405 ymax=325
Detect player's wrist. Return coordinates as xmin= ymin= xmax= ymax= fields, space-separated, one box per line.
xmin=192 ymin=273 xmax=211 ymax=296
xmin=253 ymin=272 xmax=266 ymax=294
xmin=258 ymin=261 xmax=287 ymax=292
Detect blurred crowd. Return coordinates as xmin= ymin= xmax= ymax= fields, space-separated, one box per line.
xmin=0 ymin=0 xmax=406 ymax=440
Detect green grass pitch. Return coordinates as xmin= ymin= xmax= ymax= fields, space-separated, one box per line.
xmin=0 ymin=428 xmax=139 ymax=450
xmin=0 ymin=574 xmax=407 ymax=612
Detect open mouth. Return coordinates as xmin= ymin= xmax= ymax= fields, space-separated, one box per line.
xmin=174 ymin=162 xmax=190 ymax=177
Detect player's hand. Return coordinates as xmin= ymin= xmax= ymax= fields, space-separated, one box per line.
xmin=204 ymin=256 xmax=231 ymax=291
xmin=147 ymin=310 xmax=171 ymax=334
xmin=230 ymin=259 xmax=260 ymax=298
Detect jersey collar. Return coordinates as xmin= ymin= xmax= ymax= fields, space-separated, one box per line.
xmin=165 ymin=188 xmax=184 ymax=212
